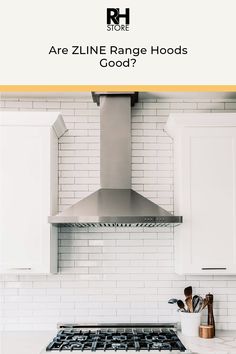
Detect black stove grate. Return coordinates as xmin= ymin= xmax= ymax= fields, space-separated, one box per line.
xmin=46 ymin=328 xmax=186 ymax=352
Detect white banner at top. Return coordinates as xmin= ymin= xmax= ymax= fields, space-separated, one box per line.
xmin=0 ymin=0 xmax=236 ymax=85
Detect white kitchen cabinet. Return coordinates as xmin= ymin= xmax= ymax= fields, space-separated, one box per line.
xmin=0 ymin=112 xmax=67 ymax=274
xmin=166 ymin=113 xmax=236 ymax=275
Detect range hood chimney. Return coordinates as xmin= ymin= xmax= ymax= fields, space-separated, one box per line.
xmin=49 ymin=92 xmax=182 ymax=227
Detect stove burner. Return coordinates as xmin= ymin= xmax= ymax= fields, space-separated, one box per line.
xmin=111 ymin=343 xmax=128 ymax=350
xmin=46 ymin=327 xmax=186 ymax=352
xmin=151 ymin=342 xmax=172 ymax=351
xmin=156 ymin=335 xmax=167 ymax=341
xmin=71 ymin=343 xmax=84 ymax=350
xmin=109 ymin=335 xmax=127 ymax=342
xmin=151 ymin=342 xmax=162 ymax=349
xmin=72 ymin=335 xmax=88 ymax=342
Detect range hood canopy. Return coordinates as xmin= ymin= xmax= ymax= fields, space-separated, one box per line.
xmin=49 ymin=92 xmax=182 ymax=227
xmin=49 ymin=189 xmax=182 ymax=227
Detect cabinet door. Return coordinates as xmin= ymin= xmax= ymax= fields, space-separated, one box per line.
xmin=0 ymin=126 xmax=52 ymax=273
xmin=175 ymin=127 xmax=236 ymax=274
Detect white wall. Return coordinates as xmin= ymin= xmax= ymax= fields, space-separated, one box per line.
xmin=1 ymin=95 xmax=236 ymax=330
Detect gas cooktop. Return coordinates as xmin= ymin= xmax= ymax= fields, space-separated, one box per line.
xmin=46 ymin=324 xmax=186 ymax=352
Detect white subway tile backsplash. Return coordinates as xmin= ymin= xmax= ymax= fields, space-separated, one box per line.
xmin=1 ymin=96 xmax=236 ymax=330
xmin=5 ymin=100 xmax=33 ymax=108
xmin=170 ymin=102 xmax=197 ymax=109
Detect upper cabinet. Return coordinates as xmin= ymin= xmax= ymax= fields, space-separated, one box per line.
xmin=166 ymin=113 xmax=236 ymax=275
xmin=0 ymin=112 xmax=67 ymax=274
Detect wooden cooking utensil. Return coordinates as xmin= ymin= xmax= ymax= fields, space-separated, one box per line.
xmin=185 ymin=297 xmax=193 ymax=312
xmin=201 ymin=297 xmax=209 ymax=311
xmin=184 ymin=286 xmax=192 ymax=298
xmin=184 ymin=286 xmax=193 ymax=312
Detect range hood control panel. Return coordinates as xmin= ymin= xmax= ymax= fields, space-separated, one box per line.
xmin=144 ymin=217 xmax=156 ymax=222
xmin=145 ymin=217 xmax=180 ymax=223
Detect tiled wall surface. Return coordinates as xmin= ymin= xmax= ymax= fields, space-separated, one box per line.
xmin=1 ymin=94 xmax=236 ymax=330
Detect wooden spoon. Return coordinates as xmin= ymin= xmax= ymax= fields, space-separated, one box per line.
xmin=184 ymin=286 xmax=193 ymax=298
xmin=184 ymin=286 xmax=193 ymax=312
xmin=201 ymin=297 xmax=209 ymax=311
xmin=185 ymin=297 xmax=193 ymax=312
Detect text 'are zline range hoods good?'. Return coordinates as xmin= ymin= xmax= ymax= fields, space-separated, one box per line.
xmin=48 ymin=92 xmax=183 ymax=227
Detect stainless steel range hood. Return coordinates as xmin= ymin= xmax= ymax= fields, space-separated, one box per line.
xmin=49 ymin=92 xmax=182 ymax=227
